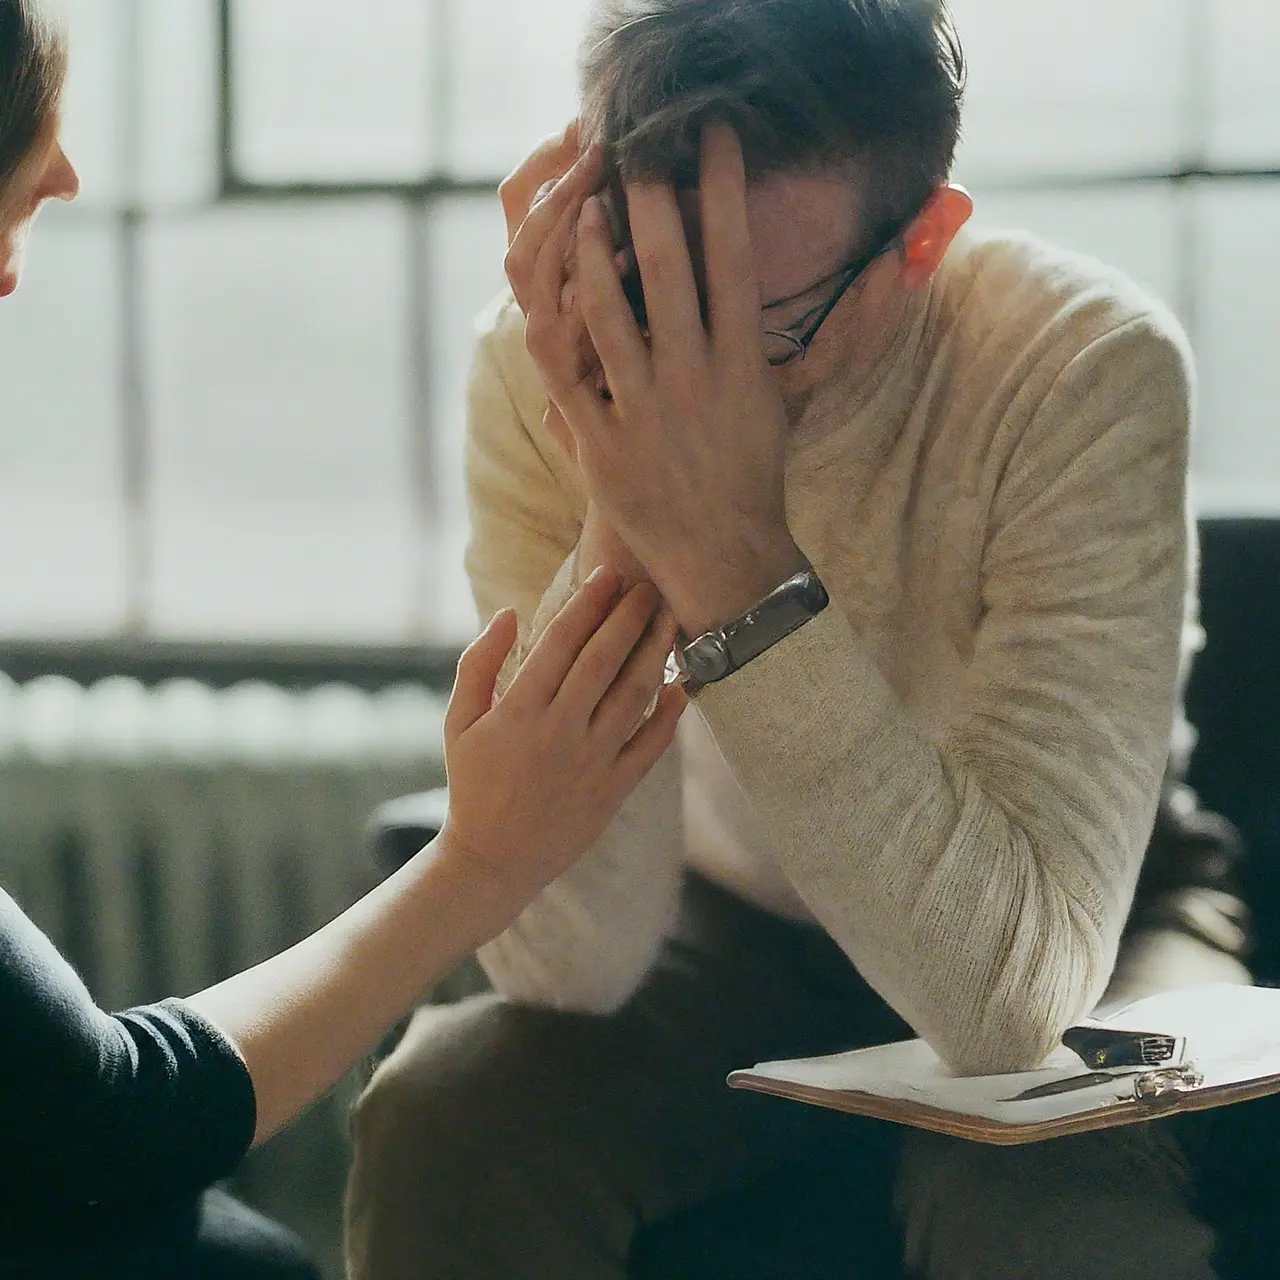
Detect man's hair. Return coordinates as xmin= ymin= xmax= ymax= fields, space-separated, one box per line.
xmin=579 ymin=0 xmax=964 ymax=243
xmin=0 ymin=0 xmax=65 ymax=206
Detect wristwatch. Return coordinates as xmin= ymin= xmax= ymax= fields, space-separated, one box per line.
xmin=673 ymin=566 xmax=829 ymax=690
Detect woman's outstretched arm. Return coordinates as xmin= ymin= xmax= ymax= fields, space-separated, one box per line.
xmin=0 ymin=569 xmax=682 ymax=1209
xmin=189 ymin=571 xmax=682 ymax=1145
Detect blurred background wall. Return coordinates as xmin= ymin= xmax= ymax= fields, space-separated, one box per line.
xmin=0 ymin=3 xmax=1276 ymax=1277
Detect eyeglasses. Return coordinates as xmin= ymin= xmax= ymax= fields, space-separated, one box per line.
xmin=603 ymin=183 xmax=912 ymax=369
xmin=761 ymin=221 xmax=910 ymax=366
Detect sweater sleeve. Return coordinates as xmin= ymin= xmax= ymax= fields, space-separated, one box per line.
xmin=0 ymin=886 xmax=255 ymax=1208
xmin=696 ymin=316 xmax=1191 ymax=1074
xmin=465 ymin=297 xmax=685 ymax=1011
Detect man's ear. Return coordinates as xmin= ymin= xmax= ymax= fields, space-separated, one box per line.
xmin=899 ymin=184 xmax=973 ymax=290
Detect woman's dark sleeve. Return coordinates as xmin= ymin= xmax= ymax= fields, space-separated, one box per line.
xmin=0 ymin=886 xmax=256 ymax=1208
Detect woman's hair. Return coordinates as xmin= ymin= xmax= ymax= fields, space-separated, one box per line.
xmin=579 ymin=0 xmax=965 ymax=244
xmin=0 ymin=0 xmax=66 ymax=204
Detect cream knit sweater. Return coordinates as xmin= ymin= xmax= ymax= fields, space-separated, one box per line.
xmin=464 ymin=229 xmax=1195 ymax=1075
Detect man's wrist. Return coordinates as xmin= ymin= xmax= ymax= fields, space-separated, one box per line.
xmin=667 ymin=536 xmax=808 ymax=637
xmin=578 ymin=508 xmax=650 ymax=590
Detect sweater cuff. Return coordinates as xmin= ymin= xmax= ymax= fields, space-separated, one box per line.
xmin=695 ymin=603 xmax=903 ymax=772
xmin=494 ymin=550 xmax=579 ymax=700
xmin=529 ymin=550 xmax=581 ymax=635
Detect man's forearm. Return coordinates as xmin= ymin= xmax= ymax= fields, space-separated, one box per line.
xmin=692 ymin=603 xmax=1160 ymax=1075
xmin=474 ymin=534 xmax=685 ymax=1012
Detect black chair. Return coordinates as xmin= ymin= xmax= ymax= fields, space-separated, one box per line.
xmin=367 ymin=517 xmax=1280 ymax=1280
xmin=1186 ymin=520 xmax=1280 ymax=982
xmin=1182 ymin=519 xmax=1280 ymax=1279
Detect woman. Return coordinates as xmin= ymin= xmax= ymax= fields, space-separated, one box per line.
xmin=0 ymin=3 xmax=684 ymax=1276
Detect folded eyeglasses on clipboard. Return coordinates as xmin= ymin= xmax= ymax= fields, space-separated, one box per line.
xmin=729 ymin=985 xmax=1280 ymax=1145
xmin=1004 ymin=1027 xmax=1206 ymax=1103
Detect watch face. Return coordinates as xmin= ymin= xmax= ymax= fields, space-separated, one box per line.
xmin=685 ymin=633 xmax=732 ymax=684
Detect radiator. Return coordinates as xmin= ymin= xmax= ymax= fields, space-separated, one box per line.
xmin=0 ymin=672 xmax=448 ymax=1010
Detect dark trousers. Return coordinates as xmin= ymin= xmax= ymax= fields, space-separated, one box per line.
xmin=347 ymin=872 xmax=1222 ymax=1280
xmin=1 ymin=1188 xmax=319 ymax=1280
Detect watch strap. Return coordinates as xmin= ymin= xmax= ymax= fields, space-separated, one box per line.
xmin=675 ymin=566 xmax=828 ymax=690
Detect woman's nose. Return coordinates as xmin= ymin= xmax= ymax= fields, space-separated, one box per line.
xmin=41 ymin=143 xmax=80 ymax=204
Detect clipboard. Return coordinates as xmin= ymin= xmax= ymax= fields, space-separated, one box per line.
xmin=728 ymin=983 xmax=1280 ymax=1146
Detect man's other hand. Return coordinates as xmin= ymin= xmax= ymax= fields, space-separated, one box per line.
xmin=526 ymin=123 xmax=806 ymax=636
xmin=500 ymin=120 xmax=581 ymax=253
xmin=500 ymin=127 xmax=650 ymax=593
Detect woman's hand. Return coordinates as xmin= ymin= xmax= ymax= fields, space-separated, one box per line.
xmin=172 ymin=151 xmax=684 ymax=1152
xmin=438 ymin=567 xmax=685 ymax=922
xmin=183 ymin=570 xmax=681 ymax=1150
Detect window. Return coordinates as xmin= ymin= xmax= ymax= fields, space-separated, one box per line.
xmin=2 ymin=0 xmax=1277 ymax=649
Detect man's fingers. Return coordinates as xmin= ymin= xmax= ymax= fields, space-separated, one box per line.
xmin=523 ymin=194 xmax=606 ymax=410
xmin=699 ymin=123 xmax=763 ymax=359
xmin=505 ymin=141 xmax=604 ymax=311
xmin=542 ymin=402 xmax=579 ymax=468
xmin=625 ymin=182 xmax=705 ymax=364
xmin=524 ymin=191 xmax=581 ymax=361
xmin=506 ymin=567 xmax=623 ymax=710
xmin=576 ymin=196 xmax=652 ymax=410
xmin=443 ymin=609 xmax=518 ymax=746
xmin=555 ymin=580 xmax=662 ymax=714
xmin=499 ymin=119 xmax=582 ymax=245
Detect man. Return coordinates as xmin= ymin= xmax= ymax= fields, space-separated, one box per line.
xmin=347 ymin=2 xmax=1251 ymax=1275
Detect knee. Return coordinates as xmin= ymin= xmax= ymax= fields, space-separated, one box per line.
xmin=895 ymin=1128 xmax=1215 ymax=1280
xmin=349 ymin=993 xmax=612 ymax=1191
xmin=350 ymin=995 xmax=514 ymax=1187
xmin=895 ymin=1131 xmax=1004 ymax=1280
xmin=345 ymin=995 xmax=631 ymax=1280
xmin=345 ymin=996 xmax=531 ymax=1279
